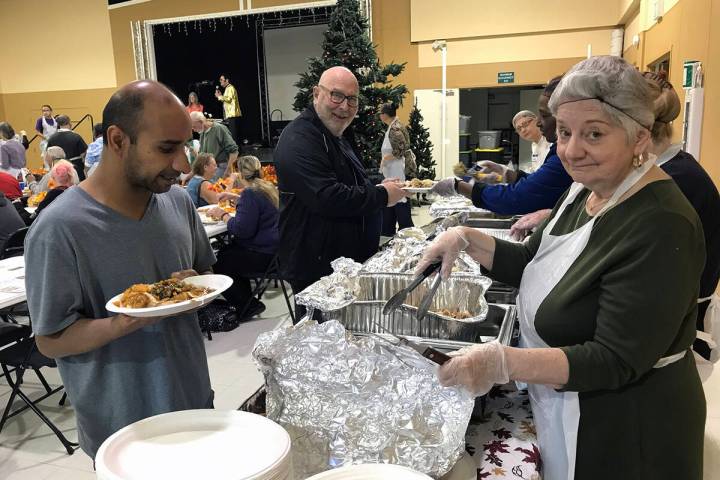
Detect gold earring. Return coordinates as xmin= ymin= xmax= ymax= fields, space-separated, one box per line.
xmin=632 ymin=153 xmax=644 ymax=168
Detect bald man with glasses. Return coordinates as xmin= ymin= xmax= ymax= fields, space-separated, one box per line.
xmin=275 ymin=67 xmax=408 ymax=320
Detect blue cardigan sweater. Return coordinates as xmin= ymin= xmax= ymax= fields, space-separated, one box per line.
xmin=471 ymin=144 xmax=572 ymax=215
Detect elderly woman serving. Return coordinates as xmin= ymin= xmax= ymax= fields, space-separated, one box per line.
xmin=417 ymin=56 xmax=705 ymax=479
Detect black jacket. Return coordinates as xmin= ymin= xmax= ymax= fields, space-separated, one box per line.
xmin=275 ymin=105 xmax=388 ymax=283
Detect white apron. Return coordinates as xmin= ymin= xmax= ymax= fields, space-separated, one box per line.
xmin=517 ymin=159 xmax=685 ymax=480
xmin=380 ymin=127 xmax=406 ymax=203
xmin=655 ymin=145 xmax=720 ymax=363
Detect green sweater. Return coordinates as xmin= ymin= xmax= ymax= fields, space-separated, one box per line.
xmin=491 ymin=180 xmax=706 ymax=479
xmin=199 ymin=122 xmax=238 ymax=166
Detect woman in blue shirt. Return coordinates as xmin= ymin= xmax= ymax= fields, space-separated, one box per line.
xmin=186 ymin=153 xmax=219 ymax=207
xmin=207 ymin=156 xmax=279 ymax=319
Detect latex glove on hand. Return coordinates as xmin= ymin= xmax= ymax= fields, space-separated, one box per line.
xmin=415 ymin=226 xmax=469 ymax=279
xmin=510 ymin=209 xmax=552 ymax=241
xmin=477 ymin=160 xmax=508 ymax=177
xmin=431 ymin=177 xmax=456 ymax=197
xmin=438 ymin=340 xmax=510 ymax=396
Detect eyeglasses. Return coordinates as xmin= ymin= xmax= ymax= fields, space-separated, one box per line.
xmin=514 ymin=118 xmax=535 ymax=132
xmin=318 ymin=84 xmax=359 ymax=108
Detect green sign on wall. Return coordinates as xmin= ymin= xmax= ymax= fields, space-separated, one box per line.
xmin=498 ymin=72 xmax=515 ymax=84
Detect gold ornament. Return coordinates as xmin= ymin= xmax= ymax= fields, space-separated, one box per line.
xmin=632 ymin=153 xmax=644 ymax=168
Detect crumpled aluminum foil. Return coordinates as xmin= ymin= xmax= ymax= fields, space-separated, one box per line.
xmin=429 ymin=195 xmax=490 ymax=218
xmin=253 ymin=320 xmax=474 ymax=478
xmin=362 ymin=236 xmax=482 ymax=276
xmin=295 ymin=257 xmax=363 ymax=311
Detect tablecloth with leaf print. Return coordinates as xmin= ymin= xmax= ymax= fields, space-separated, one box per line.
xmin=465 ymin=386 xmax=542 ymax=479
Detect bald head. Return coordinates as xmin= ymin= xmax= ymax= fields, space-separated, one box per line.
xmin=313 ymin=67 xmax=360 ymax=136
xmin=102 ymin=80 xmax=184 ymax=144
xmin=318 ymin=66 xmax=358 ymax=90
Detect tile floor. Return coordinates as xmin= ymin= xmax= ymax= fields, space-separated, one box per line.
xmin=1 ymin=205 xmax=718 ymax=479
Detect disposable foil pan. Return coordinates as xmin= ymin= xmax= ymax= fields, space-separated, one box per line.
xmin=429 ymin=196 xmax=492 ymax=219
xmin=315 ymin=272 xmax=516 ymax=349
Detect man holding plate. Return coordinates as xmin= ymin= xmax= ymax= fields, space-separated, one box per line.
xmin=25 ymin=80 xmax=217 ymax=461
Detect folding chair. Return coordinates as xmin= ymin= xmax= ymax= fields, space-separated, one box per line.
xmin=0 ymin=226 xmax=28 ymax=260
xmin=0 ymin=334 xmax=77 ymax=454
xmin=236 ymin=254 xmax=295 ymax=324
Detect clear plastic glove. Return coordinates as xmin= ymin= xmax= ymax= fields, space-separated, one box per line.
xmin=509 ymin=209 xmax=552 ymax=241
xmin=438 ymin=340 xmax=509 ymax=396
xmin=430 ymin=177 xmax=456 ymax=197
xmin=415 ymin=227 xmax=469 ymax=279
xmin=477 ymin=160 xmax=508 ymax=177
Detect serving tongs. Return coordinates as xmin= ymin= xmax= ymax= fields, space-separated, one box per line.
xmin=372 ymin=323 xmax=451 ymax=365
xmin=382 ymin=261 xmax=441 ymax=315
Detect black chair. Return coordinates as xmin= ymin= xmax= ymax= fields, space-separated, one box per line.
xmin=0 ymin=334 xmax=77 ymax=454
xmin=236 ymin=254 xmax=295 ymax=324
xmin=1 ymin=226 xmax=29 ymax=260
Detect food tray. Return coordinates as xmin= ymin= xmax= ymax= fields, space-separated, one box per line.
xmin=320 ymin=302 xmax=515 ymax=349
xmin=461 ymin=217 xmax=517 ymax=229
xmin=314 ymin=272 xmax=515 ymax=349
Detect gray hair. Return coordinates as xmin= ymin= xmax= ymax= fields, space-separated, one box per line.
xmin=189 ymin=111 xmax=205 ymax=122
xmin=45 ymin=146 xmax=66 ymax=163
xmin=548 ymin=56 xmax=654 ymax=142
xmin=512 ymin=110 xmax=537 ymax=128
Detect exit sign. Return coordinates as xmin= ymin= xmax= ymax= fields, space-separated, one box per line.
xmin=498 ymin=72 xmax=515 ymax=84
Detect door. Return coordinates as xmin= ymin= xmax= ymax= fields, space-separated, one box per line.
xmin=414 ymin=88 xmax=460 ymax=179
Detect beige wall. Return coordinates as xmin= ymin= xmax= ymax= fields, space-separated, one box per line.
xmin=0 ymin=0 xmax=116 ymax=94
xmin=410 ymin=0 xmax=621 ymax=42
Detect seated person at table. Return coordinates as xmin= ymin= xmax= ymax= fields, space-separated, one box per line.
xmin=432 ymin=77 xmax=573 ymax=215
xmin=0 ymin=170 xmax=22 ymax=201
xmin=33 ymin=160 xmax=78 ymax=218
xmin=36 ymin=146 xmax=67 ymax=192
xmin=206 ymin=155 xmax=279 ymax=319
xmin=0 ymin=192 xmax=25 ymax=250
xmin=26 ymin=173 xmax=40 ymax=195
xmin=186 ymin=153 xmax=220 ymax=208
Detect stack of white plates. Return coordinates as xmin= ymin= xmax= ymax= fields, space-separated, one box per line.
xmin=96 ymin=409 xmax=292 ymax=480
xmin=306 ymin=464 xmax=432 ymax=480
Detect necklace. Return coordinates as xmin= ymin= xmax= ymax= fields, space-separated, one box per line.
xmin=586 ymin=192 xmax=610 ymax=215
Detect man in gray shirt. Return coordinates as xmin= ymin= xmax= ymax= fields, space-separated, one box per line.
xmin=189 ymin=111 xmax=238 ymax=180
xmin=25 ymin=80 xmax=216 ymax=460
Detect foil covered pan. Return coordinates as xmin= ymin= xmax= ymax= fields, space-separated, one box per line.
xmin=429 ymin=195 xmax=492 ymax=218
xmin=253 ymin=320 xmax=475 ymax=478
xmin=362 ymin=238 xmax=482 ymax=276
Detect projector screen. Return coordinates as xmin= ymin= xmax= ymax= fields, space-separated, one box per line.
xmin=264 ymin=24 xmax=326 ymax=122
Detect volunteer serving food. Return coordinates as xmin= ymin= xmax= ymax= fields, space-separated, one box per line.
xmin=417 ymin=56 xmax=705 ymax=479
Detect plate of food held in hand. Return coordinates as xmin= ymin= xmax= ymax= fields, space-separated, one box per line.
xmin=106 ymin=275 xmax=233 ymax=317
xmin=401 ymin=178 xmax=437 ymax=193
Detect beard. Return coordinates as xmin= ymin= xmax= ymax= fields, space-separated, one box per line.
xmin=124 ymin=148 xmax=178 ymax=194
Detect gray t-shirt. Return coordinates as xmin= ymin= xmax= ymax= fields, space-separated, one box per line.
xmin=25 ymin=185 xmax=216 ymax=458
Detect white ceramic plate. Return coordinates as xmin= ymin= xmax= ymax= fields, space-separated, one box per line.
xmin=96 ymin=410 xmax=291 ymax=480
xmin=105 ymin=274 xmax=233 ymax=318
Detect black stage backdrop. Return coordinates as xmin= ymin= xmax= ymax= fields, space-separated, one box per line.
xmin=153 ymin=19 xmax=262 ymax=144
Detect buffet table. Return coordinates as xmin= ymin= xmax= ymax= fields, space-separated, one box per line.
xmin=465 ymin=386 xmax=540 ymax=479
xmin=0 ymin=256 xmax=26 ymax=309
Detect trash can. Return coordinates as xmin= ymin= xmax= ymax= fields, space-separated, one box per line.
xmin=459 ymin=115 xmax=472 ymax=133
xmin=477 ymin=131 xmax=501 ymax=149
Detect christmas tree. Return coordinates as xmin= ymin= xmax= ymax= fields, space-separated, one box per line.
xmin=408 ymin=103 xmax=436 ymax=180
xmin=292 ymin=0 xmax=407 ymax=171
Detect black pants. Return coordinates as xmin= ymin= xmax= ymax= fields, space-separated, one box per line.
xmin=381 ymin=201 xmax=413 ymax=236
xmin=212 ymin=245 xmax=273 ymax=314
xmin=226 ymin=116 xmax=242 ymax=145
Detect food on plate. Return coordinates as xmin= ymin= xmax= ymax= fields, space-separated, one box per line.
xmin=218 ymin=198 xmax=235 ymax=213
xmin=261 ymin=165 xmax=278 ymax=185
xmin=27 ymin=191 xmax=47 ymax=206
xmin=403 ymin=179 xmax=434 ymax=188
xmin=433 ymin=308 xmax=473 ymax=319
xmin=113 ymin=278 xmax=213 ymax=308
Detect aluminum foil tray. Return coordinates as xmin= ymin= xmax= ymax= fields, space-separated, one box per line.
xmin=315 ymin=272 xmax=516 ymax=349
xmin=320 ymin=302 xmax=515 ymax=349
xmin=429 ymin=196 xmax=492 ymax=219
